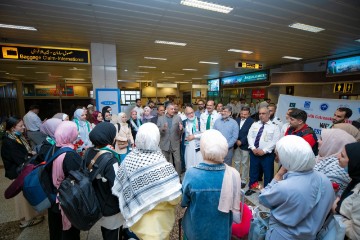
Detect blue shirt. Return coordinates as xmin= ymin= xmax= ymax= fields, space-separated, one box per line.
xmin=181 ymin=163 xmax=232 ymax=240
xmin=213 ymin=117 xmax=239 ymax=148
xmin=259 ymin=170 xmax=335 ymax=240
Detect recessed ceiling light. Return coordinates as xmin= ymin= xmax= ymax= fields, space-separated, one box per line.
xmin=138 ymin=66 xmax=156 ymax=69
xmin=69 ymin=67 xmax=86 ymax=71
xmin=35 ymin=72 xmax=50 ymax=74
xmin=0 ymin=23 xmax=37 ymax=31
xmin=144 ymin=57 xmax=167 ymax=60
xmin=182 ymin=68 xmax=198 ymax=71
xmin=289 ymin=23 xmax=324 ymax=33
xmin=199 ymin=61 xmax=218 ymax=65
xmin=164 ymin=76 xmax=175 ymax=78
xmin=282 ymin=56 xmax=303 ymax=60
xmin=220 ymin=71 xmax=233 ymax=73
xmin=180 ymin=0 xmax=233 ymax=14
xmin=135 ymin=72 xmax=149 ymax=74
xmin=162 ymin=72 xmax=165 ymax=74
xmin=64 ymin=78 xmax=85 ymax=81
xmin=228 ymin=49 xmax=253 ymax=54
xmin=154 ymin=40 xmax=187 ymax=46
xmin=355 ymin=39 xmax=360 ymax=43
xmin=16 ymin=66 xmax=37 ymax=69
xmin=192 ymin=77 xmax=202 ymax=79
xmin=172 ymin=73 xmax=185 ymax=75
xmin=124 ymin=69 xmax=128 ymax=72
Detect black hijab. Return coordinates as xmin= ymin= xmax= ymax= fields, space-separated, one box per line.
xmin=336 ymin=142 xmax=360 ymax=212
xmin=102 ymin=106 xmax=111 ymax=122
xmin=89 ymin=122 xmax=116 ymax=147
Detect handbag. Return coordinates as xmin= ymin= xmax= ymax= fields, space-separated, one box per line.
xmin=248 ymin=209 xmax=270 ymax=240
xmin=316 ymin=214 xmax=346 ymax=240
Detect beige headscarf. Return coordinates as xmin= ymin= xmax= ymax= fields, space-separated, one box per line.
xmin=318 ymin=128 xmax=356 ymax=161
xmin=333 ymin=123 xmax=360 ymax=142
xmin=276 ymin=135 xmax=315 ymax=172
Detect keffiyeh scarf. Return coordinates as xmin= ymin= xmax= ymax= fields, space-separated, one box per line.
xmin=112 ymin=149 xmax=181 ymax=227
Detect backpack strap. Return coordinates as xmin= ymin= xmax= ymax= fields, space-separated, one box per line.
xmin=44 ymin=147 xmax=75 ymax=167
xmin=117 ymin=123 xmax=121 ymax=133
xmin=87 ymin=150 xmax=107 ymax=172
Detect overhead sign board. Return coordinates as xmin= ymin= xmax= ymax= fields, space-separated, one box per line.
xmin=221 ymin=71 xmax=268 ymax=86
xmin=333 ymin=83 xmax=353 ymax=93
xmin=235 ymin=61 xmax=262 ymax=69
xmin=0 ymin=44 xmax=90 ymax=64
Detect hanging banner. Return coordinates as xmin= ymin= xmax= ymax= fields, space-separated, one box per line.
xmin=95 ymin=88 xmax=121 ymax=115
xmin=276 ymin=94 xmax=360 ymax=136
xmin=252 ymin=89 xmax=265 ymax=99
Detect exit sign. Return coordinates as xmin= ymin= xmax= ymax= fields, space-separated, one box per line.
xmin=236 ymin=61 xmax=263 ymax=69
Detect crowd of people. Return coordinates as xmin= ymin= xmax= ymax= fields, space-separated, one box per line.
xmin=1 ymin=97 xmax=360 ymax=240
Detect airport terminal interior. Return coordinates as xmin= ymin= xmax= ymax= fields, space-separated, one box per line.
xmin=1 ymin=0 xmax=360 ymax=239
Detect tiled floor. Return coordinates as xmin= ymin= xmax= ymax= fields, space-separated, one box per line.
xmin=0 ymin=151 xmax=266 ymax=240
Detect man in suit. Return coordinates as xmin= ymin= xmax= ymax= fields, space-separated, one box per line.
xmin=157 ymin=103 xmax=183 ymax=175
xmin=233 ymin=107 xmax=255 ymax=188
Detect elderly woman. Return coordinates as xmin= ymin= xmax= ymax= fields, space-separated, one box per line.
xmin=314 ymin=128 xmax=356 ymax=195
xmin=334 ymin=142 xmax=360 ymax=240
xmin=181 ymin=129 xmax=241 ymax=240
xmin=112 ymin=123 xmax=182 ymax=239
xmin=114 ymin=112 xmax=134 ymax=162
xmin=73 ymin=108 xmax=92 ymax=154
xmin=127 ymin=109 xmax=142 ymax=140
xmin=142 ymin=106 xmax=157 ymax=124
xmin=1 ymin=117 xmax=43 ymax=228
xmin=259 ymin=135 xmax=335 ymax=240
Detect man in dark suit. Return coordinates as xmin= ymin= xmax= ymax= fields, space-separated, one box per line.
xmin=233 ymin=107 xmax=254 ymax=188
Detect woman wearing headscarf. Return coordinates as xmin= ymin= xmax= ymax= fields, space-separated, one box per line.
xmin=1 ymin=117 xmax=44 ymax=228
xmin=335 ymin=142 xmax=360 ymax=240
xmin=333 ymin=123 xmax=360 ymax=142
xmin=84 ymin=122 xmax=123 ymax=240
xmin=114 ymin=112 xmax=134 ymax=162
xmin=102 ymin=106 xmax=112 ymax=122
xmin=37 ymin=118 xmax=62 ymax=162
xmin=142 ymin=106 xmax=157 ymax=124
xmin=73 ymin=108 xmax=92 ymax=154
xmin=127 ymin=109 xmax=142 ymax=140
xmin=51 ymin=121 xmax=82 ymax=239
xmin=112 ymin=123 xmax=182 ymax=240
xmin=181 ymin=129 xmax=241 ymax=240
xmin=53 ymin=113 xmax=69 ymax=121
xmin=259 ymin=135 xmax=335 ymax=240
xmin=90 ymin=111 xmax=103 ymax=128
xmin=314 ymin=128 xmax=356 ymax=196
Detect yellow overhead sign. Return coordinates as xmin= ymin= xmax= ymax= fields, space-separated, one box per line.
xmin=236 ymin=61 xmax=262 ymax=69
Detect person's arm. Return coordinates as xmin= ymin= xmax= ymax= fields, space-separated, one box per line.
xmin=339 ymin=186 xmax=360 ymax=240
xmin=247 ymin=122 xmax=256 ymax=150
xmin=181 ymin=172 xmax=191 ymax=208
xmin=302 ymin=134 xmax=317 ymax=148
xmin=229 ymin=121 xmax=240 ymax=148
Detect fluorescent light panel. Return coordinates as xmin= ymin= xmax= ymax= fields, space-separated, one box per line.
xmin=192 ymin=84 xmax=208 ymax=88
xmin=228 ymin=49 xmax=253 ymax=54
xmin=282 ymin=56 xmax=303 ymax=60
xmin=157 ymin=83 xmax=177 ymax=88
xmin=64 ymin=78 xmax=85 ymax=81
xmin=138 ymin=66 xmax=156 ymax=68
xmin=289 ymin=23 xmax=325 ymax=33
xmin=192 ymin=77 xmax=202 ymax=79
xmin=199 ymin=61 xmax=218 ymax=64
xmin=16 ymin=66 xmax=36 ymax=69
xmin=355 ymin=39 xmax=360 ymax=43
xmin=144 ymin=57 xmax=167 ymax=60
xmin=0 ymin=23 xmax=37 ymax=31
xmin=180 ymin=0 xmax=233 ymax=14
xmin=172 ymin=73 xmax=185 ymax=75
xmin=182 ymin=68 xmax=198 ymax=71
xmin=164 ymin=76 xmax=175 ymax=78
xmin=154 ymin=40 xmax=187 ymax=46
xmin=135 ymin=72 xmax=149 ymax=74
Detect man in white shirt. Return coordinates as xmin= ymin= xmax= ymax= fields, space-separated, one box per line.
xmin=246 ymin=106 xmax=280 ymax=195
xmin=268 ymin=104 xmax=283 ymax=131
xmin=23 ymin=105 xmax=46 ymax=147
xmin=200 ymin=100 xmax=221 ymax=132
xmin=133 ymin=98 xmax=144 ymax=119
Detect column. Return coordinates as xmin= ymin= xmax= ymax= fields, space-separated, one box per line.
xmin=91 ymin=43 xmax=118 ymax=91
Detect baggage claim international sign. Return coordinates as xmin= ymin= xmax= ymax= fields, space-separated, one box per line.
xmin=1 ymin=44 xmax=90 ymax=64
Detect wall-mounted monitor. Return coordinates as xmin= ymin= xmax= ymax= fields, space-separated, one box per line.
xmin=221 ymin=70 xmax=268 ymax=86
xmin=207 ymin=78 xmax=219 ymax=92
xmin=326 ymin=55 xmax=360 ymax=77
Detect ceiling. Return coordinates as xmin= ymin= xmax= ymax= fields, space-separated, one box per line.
xmin=0 ymin=0 xmax=360 ymax=85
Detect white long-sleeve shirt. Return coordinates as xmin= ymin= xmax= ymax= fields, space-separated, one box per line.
xmin=247 ymin=120 xmax=280 ymax=154
xmin=23 ymin=111 xmax=42 ymax=131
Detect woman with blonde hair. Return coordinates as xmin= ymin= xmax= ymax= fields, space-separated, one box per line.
xmin=114 ymin=112 xmax=134 ymax=162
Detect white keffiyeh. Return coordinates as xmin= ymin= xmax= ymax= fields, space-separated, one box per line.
xmin=112 ymin=149 xmax=182 ymax=227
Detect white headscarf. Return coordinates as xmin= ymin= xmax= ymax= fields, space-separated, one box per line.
xmin=200 ymin=129 xmax=228 ymax=163
xmin=135 ymin=122 xmax=160 ymax=151
xmin=73 ymin=109 xmax=86 ymax=126
xmin=276 ymin=135 xmax=315 ymax=172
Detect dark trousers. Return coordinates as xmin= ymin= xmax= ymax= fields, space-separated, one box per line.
xmin=48 ymin=206 xmax=80 ymax=240
xmin=249 ymin=151 xmax=275 ymax=188
xmin=101 ymin=226 xmax=120 ymax=240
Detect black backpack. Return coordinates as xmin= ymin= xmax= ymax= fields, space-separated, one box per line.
xmin=57 ymin=150 xmax=111 ymax=231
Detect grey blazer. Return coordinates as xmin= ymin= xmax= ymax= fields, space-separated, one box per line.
xmin=157 ymin=114 xmax=183 ymax=151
